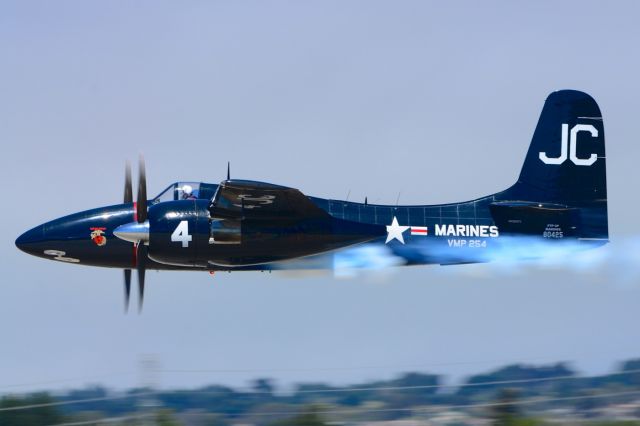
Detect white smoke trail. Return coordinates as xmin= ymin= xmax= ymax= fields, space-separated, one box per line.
xmin=329 ymin=236 xmax=640 ymax=284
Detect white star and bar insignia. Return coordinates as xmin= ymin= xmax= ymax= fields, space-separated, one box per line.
xmin=385 ymin=217 xmax=428 ymax=244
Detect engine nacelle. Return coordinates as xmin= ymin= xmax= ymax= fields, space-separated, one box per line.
xmin=147 ymin=200 xmax=211 ymax=267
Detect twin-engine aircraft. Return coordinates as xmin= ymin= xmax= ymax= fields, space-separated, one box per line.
xmin=16 ymin=90 xmax=608 ymax=311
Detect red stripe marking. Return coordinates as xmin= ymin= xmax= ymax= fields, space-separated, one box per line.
xmin=411 ymin=227 xmax=428 ymax=235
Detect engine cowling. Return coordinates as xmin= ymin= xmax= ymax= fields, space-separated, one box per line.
xmin=147 ymin=200 xmax=211 ymax=267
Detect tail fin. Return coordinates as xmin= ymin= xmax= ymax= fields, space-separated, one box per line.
xmin=517 ymin=90 xmax=607 ymax=203
xmin=506 ymin=90 xmax=608 ymax=240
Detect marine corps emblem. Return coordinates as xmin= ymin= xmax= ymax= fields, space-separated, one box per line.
xmin=90 ymin=227 xmax=107 ymax=246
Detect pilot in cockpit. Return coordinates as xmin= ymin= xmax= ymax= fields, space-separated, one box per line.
xmin=181 ymin=185 xmax=197 ymax=200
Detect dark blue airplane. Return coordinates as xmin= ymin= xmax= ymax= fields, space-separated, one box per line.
xmin=16 ymin=90 xmax=608 ymax=311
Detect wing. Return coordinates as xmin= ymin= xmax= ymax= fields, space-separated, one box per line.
xmin=208 ymin=180 xmax=330 ymax=221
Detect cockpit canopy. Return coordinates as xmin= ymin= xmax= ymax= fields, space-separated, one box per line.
xmin=152 ymin=182 xmax=202 ymax=203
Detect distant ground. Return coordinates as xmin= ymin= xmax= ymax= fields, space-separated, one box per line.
xmin=2 ymin=358 xmax=640 ymax=425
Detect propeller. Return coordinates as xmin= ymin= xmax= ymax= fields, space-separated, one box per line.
xmin=137 ymin=243 xmax=147 ymax=312
xmin=137 ymin=155 xmax=147 ymax=223
xmin=124 ymin=269 xmax=132 ymax=312
xmin=124 ymin=161 xmax=133 ymax=203
xmin=123 ymin=161 xmax=133 ymax=312
xmin=120 ymin=156 xmax=148 ymax=313
xmin=136 ymin=156 xmax=147 ymax=312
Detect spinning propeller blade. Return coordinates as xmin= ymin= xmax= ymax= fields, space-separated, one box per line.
xmin=124 ymin=269 xmax=131 ymax=312
xmin=124 ymin=161 xmax=133 ymax=312
xmin=136 ymin=156 xmax=148 ymax=312
xmin=124 ymin=161 xmax=133 ymax=204
xmin=137 ymin=155 xmax=147 ymax=223
xmin=137 ymin=244 xmax=147 ymax=313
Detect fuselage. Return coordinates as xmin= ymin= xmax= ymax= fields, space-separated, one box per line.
xmin=15 ymin=180 xmax=608 ymax=272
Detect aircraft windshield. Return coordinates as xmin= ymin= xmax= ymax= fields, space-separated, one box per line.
xmin=152 ymin=182 xmax=201 ymax=203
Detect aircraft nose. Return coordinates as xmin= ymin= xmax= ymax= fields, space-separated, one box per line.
xmin=15 ymin=224 xmax=45 ymax=254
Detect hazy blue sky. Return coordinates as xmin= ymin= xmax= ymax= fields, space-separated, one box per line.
xmin=1 ymin=1 xmax=639 ymax=393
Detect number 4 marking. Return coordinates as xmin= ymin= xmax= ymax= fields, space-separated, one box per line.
xmin=171 ymin=220 xmax=193 ymax=247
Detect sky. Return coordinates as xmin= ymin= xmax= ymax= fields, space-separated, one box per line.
xmin=1 ymin=1 xmax=639 ymax=394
